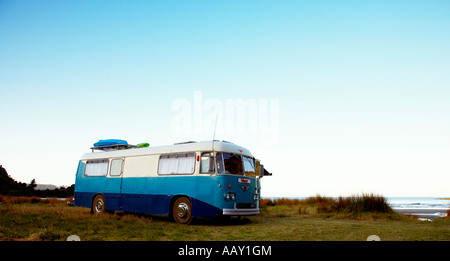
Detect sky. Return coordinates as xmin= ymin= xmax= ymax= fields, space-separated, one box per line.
xmin=1 ymin=0 xmax=449 ymax=197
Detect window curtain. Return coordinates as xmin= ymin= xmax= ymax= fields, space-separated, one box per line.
xmin=85 ymin=161 xmax=108 ymax=176
xmin=158 ymin=153 xmax=195 ymax=175
xmin=158 ymin=155 xmax=178 ymax=174
xmin=177 ymin=154 xmax=195 ymax=174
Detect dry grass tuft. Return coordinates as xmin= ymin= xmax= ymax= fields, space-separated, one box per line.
xmin=261 ymin=193 xmax=400 ymax=220
xmin=0 ymin=195 xmax=62 ymax=204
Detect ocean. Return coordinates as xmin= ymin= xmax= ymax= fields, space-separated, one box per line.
xmin=387 ymin=197 xmax=450 ymax=221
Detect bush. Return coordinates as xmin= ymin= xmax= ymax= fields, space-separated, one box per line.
xmin=346 ymin=194 xmax=393 ymax=214
xmin=306 ymin=194 xmax=398 ymax=219
xmin=261 ymin=194 xmax=398 ymax=219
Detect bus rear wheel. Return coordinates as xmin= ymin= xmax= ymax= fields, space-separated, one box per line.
xmin=92 ymin=194 xmax=106 ymax=214
xmin=172 ymin=197 xmax=193 ymax=224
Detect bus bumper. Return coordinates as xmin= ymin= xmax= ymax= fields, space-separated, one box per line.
xmin=222 ymin=208 xmax=260 ymax=216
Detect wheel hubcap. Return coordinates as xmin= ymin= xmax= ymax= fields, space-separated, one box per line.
xmin=177 ymin=203 xmax=189 ymax=218
xmin=95 ymin=199 xmax=104 ymax=212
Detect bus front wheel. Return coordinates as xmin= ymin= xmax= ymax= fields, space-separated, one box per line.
xmin=172 ymin=197 xmax=193 ymax=224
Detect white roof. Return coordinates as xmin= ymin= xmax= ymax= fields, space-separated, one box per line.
xmin=80 ymin=140 xmax=253 ymax=160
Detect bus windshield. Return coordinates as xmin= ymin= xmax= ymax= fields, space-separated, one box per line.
xmin=216 ymin=152 xmax=254 ymax=176
xmin=243 ymin=156 xmax=256 ymax=176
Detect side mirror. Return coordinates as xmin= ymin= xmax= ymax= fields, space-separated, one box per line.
xmin=259 ymin=164 xmax=264 ymax=178
xmin=259 ymin=164 xmax=272 ymax=177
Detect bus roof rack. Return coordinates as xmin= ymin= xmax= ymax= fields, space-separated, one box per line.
xmin=91 ymin=139 xmax=149 ymax=152
xmin=90 ymin=144 xmax=135 ymax=152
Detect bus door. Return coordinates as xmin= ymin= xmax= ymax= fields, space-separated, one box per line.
xmin=105 ymin=158 xmax=124 ymax=211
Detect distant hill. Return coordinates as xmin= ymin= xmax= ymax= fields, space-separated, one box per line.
xmin=0 ymin=165 xmax=74 ymax=198
xmin=35 ymin=184 xmax=58 ymax=191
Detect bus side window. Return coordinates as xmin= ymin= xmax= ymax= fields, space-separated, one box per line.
xmin=216 ymin=152 xmax=225 ymax=174
xmin=158 ymin=153 xmax=196 ymax=175
xmin=110 ymin=159 xmax=123 ymax=176
xmin=85 ymin=159 xmax=108 ymax=177
xmin=200 ymin=152 xmax=215 ymax=174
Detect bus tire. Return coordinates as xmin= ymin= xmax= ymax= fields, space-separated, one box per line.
xmin=92 ymin=194 xmax=106 ymax=214
xmin=172 ymin=197 xmax=193 ymax=225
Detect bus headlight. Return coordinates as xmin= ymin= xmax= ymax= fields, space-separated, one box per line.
xmin=225 ymin=192 xmax=236 ymax=201
xmin=253 ymin=193 xmax=260 ymax=201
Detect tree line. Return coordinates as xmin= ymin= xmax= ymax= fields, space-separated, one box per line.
xmin=0 ymin=165 xmax=74 ymax=198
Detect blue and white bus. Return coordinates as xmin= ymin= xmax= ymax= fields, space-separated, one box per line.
xmin=74 ymin=140 xmax=271 ymax=224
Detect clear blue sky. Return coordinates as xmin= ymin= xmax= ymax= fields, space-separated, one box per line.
xmin=1 ymin=1 xmax=449 ymax=197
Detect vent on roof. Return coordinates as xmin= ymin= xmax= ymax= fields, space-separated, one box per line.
xmin=174 ymin=141 xmax=197 ymax=145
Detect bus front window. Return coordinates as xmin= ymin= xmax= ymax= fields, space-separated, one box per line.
xmin=216 ymin=152 xmax=244 ymax=175
xmin=243 ymin=156 xmax=256 ymax=176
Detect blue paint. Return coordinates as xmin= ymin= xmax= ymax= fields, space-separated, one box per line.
xmin=74 ymin=161 xmax=259 ymax=218
xmin=93 ymin=139 xmax=128 ymax=147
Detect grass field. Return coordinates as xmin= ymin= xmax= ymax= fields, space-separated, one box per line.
xmin=0 ymin=195 xmax=449 ymax=241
